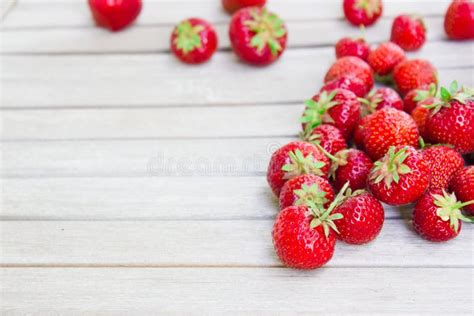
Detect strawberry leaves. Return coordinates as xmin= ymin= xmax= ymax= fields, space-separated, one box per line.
xmin=433 ymin=190 xmax=474 ymax=232
xmin=301 ymin=91 xmax=339 ymax=133
xmin=281 ymin=149 xmax=326 ymax=179
xmin=245 ymin=8 xmax=287 ymax=56
xmin=173 ymin=20 xmax=205 ymax=54
xmin=370 ymin=146 xmax=412 ymax=188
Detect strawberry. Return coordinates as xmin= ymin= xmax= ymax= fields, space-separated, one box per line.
xmin=357 ymin=108 xmax=420 ymax=160
xmin=359 ymin=87 xmax=403 ymax=116
xmin=343 ymin=0 xmax=383 ymax=27
xmin=422 ymin=145 xmax=464 ymax=190
xmin=324 ymin=56 xmax=374 ymax=94
xmin=170 ymin=18 xmax=218 ymax=64
xmin=390 ymin=15 xmax=426 ymax=51
xmin=267 ymin=141 xmax=330 ymax=196
xmin=450 ymin=166 xmax=474 ymax=215
xmin=301 ymin=89 xmax=361 ymax=140
xmin=367 ymin=42 xmax=405 ymax=77
xmin=444 ymin=0 xmax=474 ymax=40
xmin=335 ymin=37 xmax=370 ymax=61
xmin=88 ymin=0 xmax=141 ymax=31
xmin=411 ymin=102 xmax=431 ymax=139
xmin=413 ymin=190 xmax=473 ymax=242
xmin=403 ymin=83 xmax=437 ymax=114
xmin=330 ymin=149 xmax=373 ymax=191
xmin=393 ymin=59 xmax=438 ymax=96
xmin=302 ymin=124 xmax=347 ymax=156
xmin=279 ymin=174 xmax=335 ymax=210
xmin=424 ymin=82 xmax=474 ymax=154
xmin=229 ymin=7 xmax=288 ymax=65
xmin=332 ymin=187 xmax=384 ymax=244
xmin=368 ymin=146 xmax=430 ymax=205
xmin=320 ymin=76 xmax=368 ymax=98
xmin=353 ymin=115 xmax=369 ymax=150
xmin=222 ymin=0 xmax=266 ymax=14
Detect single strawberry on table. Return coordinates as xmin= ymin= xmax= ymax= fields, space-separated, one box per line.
xmin=390 ymin=15 xmax=426 ymax=51
xmin=393 ymin=59 xmax=438 ymax=96
xmin=343 ymin=0 xmax=383 ymax=27
xmin=324 ymin=56 xmax=374 ymax=95
xmin=368 ymin=42 xmax=405 ymax=77
xmin=444 ymin=0 xmax=474 ymax=40
xmin=229 ymin=7 xmax=288 ymax=65
xmin=368 ymin=145 xmax=430 ymax=206
xmin=330 ymin=149 xmax=373 ymax=191
xmin=88 ymin=0 xmax=142 ymax=31
xmin=171 ymin=18 xmax=218 ymax=64
xmin=421 ymin=145 xmax=464 ymax=190
xmin=222 ymin=0 xmax=266 ymax=14
xmin=279 ymin=174 xmax=335 ymax=210
xmin=413 ymin=190 xmax=473 ymax=242
xmin=321 ymin=76 xmax=368 ymax=98
xmin=450 ymin=166 xmax=474 ymax=215
xmin=335 ymin=37 xmax=370 ymax=61
xmin=359 ymin=87 xmax=404 ymax=116
xmin=301 ymin=124 xmax=347 ymax=156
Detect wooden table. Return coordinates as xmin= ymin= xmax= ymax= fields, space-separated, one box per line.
xmin=1 ymin=0 xmax=473 ymax=314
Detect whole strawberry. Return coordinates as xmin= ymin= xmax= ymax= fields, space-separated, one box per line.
xmin=368 ymin=42 xmax=405 ymax=77
xmin=325 ymin=56 xmax=374 ymax=94
xmin=335 ymin=37 xmax=370 ymax=61
xmin=368 ymin=146 xmax=430 ymax=206
xmin=88 ymin=0 xmax=141 ymax=31
xmin=321 ymin=76 xmax=368 ymax=98
xmin=267 ymin=141 xmax=330 ymax=196
xmin=301 ymin=89 xmax=361 ymax=140
xmin=171 ymin=18 xmax=218 ymax=64
xmin=424 ymin=82 xmax=474 ymax=154
xmin=330 ymin=149 xmax=373 ymax=191
xmin=403 ymin=83 xmax=437 ymax=114
xmin=302 ymin=124 xmax=347 ymax=156
xmin=229 ymin=7 xmax=288 ymax=65
xmin=422 ymin=145 xmax=464 ymax=190
xmin=359 ymin=87 xmax=404 ymax=116
xmin=450 ymin=166 xmax=474 ymax=215
xmin=393 ymin=59 xmax=438 ymax=96
xmin=444 ymin=0 xmax=474 ymax=40
xmin=279 ymin=174 xmax=335 ymax=210
xmin=413 ymin=190 xmax=473 ymax=242
xmin=343 ymin=0 xmax=383 ymax=27
xmin=357 ymin=108 xmax=420 ymax=160
xmin=390 ymin=15 xmax=426 ymax=51
xmin=222 ymin=0 xmax=266 ymax=14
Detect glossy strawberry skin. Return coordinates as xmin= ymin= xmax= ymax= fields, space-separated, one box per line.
xmin=422 ymin=146 xmax=464 ymax=190
xmin=413 ymin=190 xmax=460 ymax=242
xmin=444 ymin=0 xmax=474 ymax=40
xmin=332 ymin=149 xmax=373 ymax=191
xmin=425 ymin=99 xmax=474 ymax=154
xmin=368 ymin=146 xmax=430 ymax=206
xmin=358 ymin=108 xmax=420 ymax=160
xmin=272 ymin=206 xmax=336 ymax=269
xmin=333 ymin=192 xmax=384 ymax=244
xmin=343 ymin=0 xmax=383 ymax=27
xmin=308 ymin=124 xmax=347 ymax=155
xmin=393 ymin=59 xmax=438 ymax=96
xmin=267 ymin=141 xmax=330 ymax=196
xmin=390 ymin=15 xmax=426 ymax=51
xmin=222 ymin=0 xmax=266 ymax=14
xmin=363 ymin=87 xmax=404 ymax=114
xmin=335 ymin=37 xmax=370 ymax=61
xmin=88 ymin=0 xmax=142 ymax=31
xmin=368 ymin=42 xmax=406 ymax=76
xmin=170 ymin=19 xmax=218 ymax=64
xmin=325 ymin=57 xmax=374 ymax=94
xmin=279 ymin=174 xmax=335 ymax=210
xmin=229 ymin=7 xmax=288 ymax=65
xmin=320 ymin=76 xmax=368 ymax=98
xmin=403 ymin=85 xmax=430 ymax=114
xmin=411 ymin=102 xmax=431 ymax=139
xmin=450 ymin=166 xmax=474 ymax=215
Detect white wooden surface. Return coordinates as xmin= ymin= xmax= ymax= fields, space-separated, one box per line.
xmin=1 ymin=0 xmax=473 ymax=314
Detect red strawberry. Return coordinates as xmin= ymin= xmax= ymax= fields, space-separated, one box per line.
xmin=170 ymin=18 xmax=218 ymax=64
xmin=403 ymin=83 xmax=437 ymax=114
xmin=444 ymin=0 xmax=474 ymax=40
xmin=390 ymin=15 xmax=426 ymax=51
xmin=222 ymin=0 xmax=266 ymax=14
xmin=413 ymin=190 xmax=472 ymax=242
xmin=368 ymin=146 xmax=430 ymax=205
xmin=88 ymin=0 xmax=141 ymax=31
xmin=279 ymin=174 xmax=335 ymax=210
xmin=301 ymin=89 xmax=361 ymax=140
xmin=393 ymin=59 xmax=438 ymax=96
xmin=267 ymin=141 xmax=330 ymax=196
xmin=332 ymin=187 xmax=384 ymax=245
xmin=359 ymin=87 xmax=404 ymax=116
xmin=357 ymin=108 xmax=420 ymax=160
xmin=450 ymin=166 xmax=474 ymax=215
xmin=353 ymin=115 xmax=369 ymax=150
xmin=411 ymin=102 xmax=431 ymax=139
xmin=422 ymin=146 xmax=464 ymax=190
xmin=343 ymin=0 xmax=383 ymax=27
xmin=330 ymin=149 xmax=373 ymax=191
xmin=324 ymin=56 xmax=374 ymax=93
xmin=320 ymin=76 xmax=368 ymax=98
xmin=229 ymin=7 xmax=288 ymax=65
xmin=335 ymin=37 xmax=370 ymax=61
xmin=424 ymin=82 xmax=474 ymax=154
xmin=302 ymin=124 xmax=347 ymax=156
xmin=367 ymin=42 xmax=405 ymax=77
